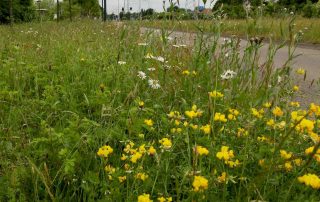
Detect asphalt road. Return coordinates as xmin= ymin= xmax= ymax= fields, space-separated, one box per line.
xmin=141 ymin=28 xmax=320 ymax=106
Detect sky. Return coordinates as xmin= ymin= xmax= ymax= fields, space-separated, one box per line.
xmin=98 ymin=0 xmax=214 ymax=15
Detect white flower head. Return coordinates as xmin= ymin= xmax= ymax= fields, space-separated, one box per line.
xmin=118 ymin=61 xmax=126 ymax=65
xmin=221 ymin=70 xmax=237 ymax=80
xmin=154 ymin=56 xmax=165 ymax=63
xmin=138 ymin=42 xmax=148 ymax=46
xmin=148 ymin=79 xmax=161 ymax=89
xmin=137 ymin=71 xmax=147 ymax=80
xmin=148 ymin=67 xmax=156 ymax=71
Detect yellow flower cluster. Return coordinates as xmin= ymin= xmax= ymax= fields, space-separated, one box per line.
xmin=167 ymin=111 xmax=182 ymax=119
xmin=138 ymin=193 xmax=153 ymax=202
xmin=237 ymin=128 xmax=249 ymax=137
xmin=216 ymin=146 xmax=240 ymax=168
xmin=251 ymin=108 xmax=264 ymax=119
xmin=272 ymin=106 xmax=284 ymax=117
xmin=298 ymin=174 xmax=320 ymax=189
xmin=135 ymin=172 xmax=149 ymax=181
xmin=192 ymin=176 xmax=208 ymax=192
xmin=97 ymin=145 xmax=113 ymax=158
xmin=209 ymin=90 xmax=224 ymax=98
xmin=217 ymin=172 xmax=227 ymax=183
xmin=148 ymin=146 xmax=157 ymax=156
xmin=118 ymin=176 xmax=127 ymax=183
xmin=157 ymin=196 xmax=172 ymax=202
xmin=305 ymin=146 xmax=320 ymax=163
xmin=185 ymin=105 xmax=203 ymax=119
xmin=182 ymin=70 xmax=197 ymax=76
xmin=195 ymin=145 xmax=209 ymax=156
xmin=159 ymin=138 xmax=172 ymax=150
xmin=310 ymin=103 xmax=320 ymax=116
xmin=228 ymin=108 xmax=240 ymax=120
xmin=214 ymin=112 xmax=227 ymax=122
xmin=144 ymin=119 xmax=154 ymax=127
xmin=200 ymin=124 xmax=211 ymax=134
xmin=280 ymin=150 xmax=292 ymax=160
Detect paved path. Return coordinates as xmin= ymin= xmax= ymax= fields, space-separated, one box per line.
xmin=141 ymin=28 xmax=320 ymax=106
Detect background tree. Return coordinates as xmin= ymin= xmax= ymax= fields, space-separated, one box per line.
xmin=0 ymin=0 xmax=35 ymax=24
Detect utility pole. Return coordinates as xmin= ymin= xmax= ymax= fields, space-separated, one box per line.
xmin=9 ymin=0 xmax=13 ymax=25
xmin=103 ymin=0 xmax=107 ymax=21
xmin=56 ymin=0 xmax=59 ymax=22
xmin=69 ymin=0 xmax=72 ymax=21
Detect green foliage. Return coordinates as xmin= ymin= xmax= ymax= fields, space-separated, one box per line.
xmin=0 ymin=0 xmax=35 ymax=23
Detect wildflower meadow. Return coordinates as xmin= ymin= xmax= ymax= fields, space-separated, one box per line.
xmin=0 ymin=15 xmax=319 ymax=202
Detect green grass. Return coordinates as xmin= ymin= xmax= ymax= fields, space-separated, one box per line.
xmin=142 ymin=17 xmax=320 ymax=44
xmin=0 ymin=19 xmax=319 ymax=201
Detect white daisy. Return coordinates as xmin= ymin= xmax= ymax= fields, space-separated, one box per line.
xmin=148 ymin=79 xmax=161 ymax=89
xmin=138 ymin=43 xmax=148 ymax=46
xmin=221 ymin=70 xmax=237 ymax=80
xmin=137 ymin=71 xmax=147 ymax=80
xmin=118 ymin=61 xmax=126 ymax=65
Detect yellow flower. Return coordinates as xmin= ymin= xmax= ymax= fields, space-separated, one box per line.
xmin=293 ymin=85 xmax=299 ymax=91
xmin=266 ymin=119 xmax=275 ymax=127
xmin=263 ymin=102 xmax=272 ymax=108
xmin=139 ymin=101 xmax=145 ymax=108
xmin=104 ymin=165 xmax=115 ymax=174
xmin=189 ymin=124 xmax=198 ymax=130
xmin=138 ymin=193 xmax=153 ymax=202
xmin=305 ymin=146 xmax=320 ymax=155
xmin=284 ymin=162 xmax=293 ymax=172
xmin=135 ymin=172 xmax=149 ymax=181
xmin=296 ymin=68 xmax=305 ymax=75
xmin=226 ymin=159 xmax=240 ymax=168
xmin=185 ymin=110 xmax=197 ymax=119
xmin=195 ymin=146 xmax=209 ymax=156
xmin=214 ymin=113 xmax=227 ymax=122
xmin=251 ymin=108 xmax=263 ymax=119
xmin=280 ymin=150 xmax=292 ymax=160
xmin=290 ymin=102 xmax=300 ymax=107
xmin=121 ymin=154 xmax=127 ymax=161
xmin=217 ymin=172 xmax=227 ymax=183
xmin=144 ymin=119 xmax=154 ymax=127
xmin=167 ymin=111 xmax=181 ymax=119
xmin=97 ymin=145 xmax=113 ymax=158
xmin=148 ymin=146 xmax=156 ymax=156
xmin=272 ymin=107 xmax=284 ymax=117
xmin=118 ymin=176 xmax=127 ymax=183
xmin=200 ymin=124 xmax=211 ymax=134
xmin=237 ymin=128 xmax=248 ymax=137
xmin=139 ymin=144 xmax=146 ymax=154
xmin=209 ymin=90 xmax=224 ymax=98
xmin=298 ymin=174 xmax=320 ymax=189
xmin=192 ymin=176 xmax=208 ymax=192
xmin=182 ymin=70 xmax=190 ymax=75
xmin=259 ymin=159 xmax=265 ymax=167
xmin=131 ymin=152 xmax=143 ymax=163
xmin=294 ymin=158 xmax=303 ymax=166
xmin=157 ymin=196 xmax=172 ymax=202
xmin=228 ymin=114 xmax=235 ymax=120
xmin=216 ymin=146 xmax=234 ymax=161
xmin=309 ymin=103 xmax=320 ymax=116
xmin=159 ymin=138 xmax=172 ymax=150
xmin=229 ymin=108 xmax=240 ymax=116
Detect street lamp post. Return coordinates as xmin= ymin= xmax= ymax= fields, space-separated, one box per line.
xmin=36 ymin=0 xmax=41 ymax=21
